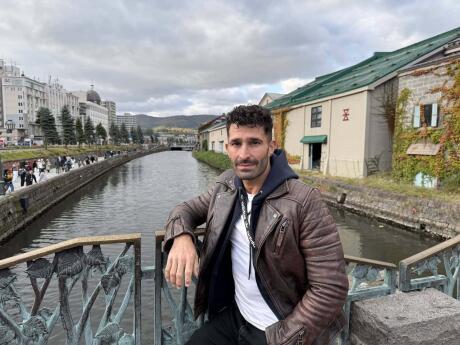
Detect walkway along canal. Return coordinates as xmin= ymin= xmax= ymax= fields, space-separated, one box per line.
xmin=0 ymin=151 xmax=441 ymax=343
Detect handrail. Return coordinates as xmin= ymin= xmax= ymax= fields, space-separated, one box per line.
xmin=399 ymin=234 xmax=460 ymax=298
xmin=0 ymin=233 xmax=141 ymax=269
xmin=344 ymin=255 xmax=397 ymax=269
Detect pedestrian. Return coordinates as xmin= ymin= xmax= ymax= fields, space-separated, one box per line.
xmin=55 ymin=157 xmax=61 ymax=174
xmin=12 ymin=164 xmax=18 ymax=183
xmin=90 ymin=155 xmax=95 ymax=163
xmin=3 ymin=168 xmax=14 ymax=193
xmin=164 ymin=105 xmax=348 ymax=345
xmin=85 ymin=156 xmax=90 ymax=165
xmin=46 ymin=159 xmax=51 ymax=173
xmin=25 ymin=163 xmax=37 ymax=184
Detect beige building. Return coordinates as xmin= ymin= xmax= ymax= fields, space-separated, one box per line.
xmin=207 ymin=121 xmax=227 ymax=153
xmin=73 ymin=88 xmax=109 ymax=131
xmin=267 ymin=27 xmax=460 ymax=178
xmin=116 ymin=113 xmax=137 ymax=131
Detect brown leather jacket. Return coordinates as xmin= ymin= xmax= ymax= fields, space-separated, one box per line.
xmin=164 ymin=169 xmax=348 ymax=345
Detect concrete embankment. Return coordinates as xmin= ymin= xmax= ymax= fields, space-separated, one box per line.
xmin=302 ymin=174 xmax=460 ymax=240
xmin=0 ymin=148 xmax=165 ymax=243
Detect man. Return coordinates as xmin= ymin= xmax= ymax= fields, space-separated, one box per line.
xmin=164 ymin=105 xmax=348 ymax=345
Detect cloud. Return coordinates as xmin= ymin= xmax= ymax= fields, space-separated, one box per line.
xmin=0 ymin=0 xmax=459 ymax=115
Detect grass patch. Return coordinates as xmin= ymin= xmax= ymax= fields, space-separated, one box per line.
xmin=0 ymin=145 xmax=136 ymax=162
xmin=192 ymin=150 xmax=231 ymax=171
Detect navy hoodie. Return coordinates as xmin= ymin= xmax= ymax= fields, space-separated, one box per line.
xmin=207 ymin=149 xmax=298 ymax=319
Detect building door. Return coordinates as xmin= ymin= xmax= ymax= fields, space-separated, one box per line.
xmin=309 ymin=143 xmax=322 ymax=170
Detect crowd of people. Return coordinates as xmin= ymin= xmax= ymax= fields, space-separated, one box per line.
xmin=2 ymin=153 xmax=110 ymax=194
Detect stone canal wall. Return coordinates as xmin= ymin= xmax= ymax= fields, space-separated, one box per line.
xmin=302 ymin=174 xmax=460 ymax=239
xmin=0 ymin=149 xmax=163 ymax=243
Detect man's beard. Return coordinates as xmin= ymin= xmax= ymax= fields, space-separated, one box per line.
xmin=233 ymin=155 xmax=269 ymax=181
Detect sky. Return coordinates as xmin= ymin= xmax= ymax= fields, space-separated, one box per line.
xmin=0 ymin=0 xmax=459 ymax=117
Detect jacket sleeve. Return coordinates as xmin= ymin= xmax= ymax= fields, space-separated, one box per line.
xmin=266 ymin=188 xmax=349 ymax=345
xmin=163 ymin=183 xmax=215 ymax=252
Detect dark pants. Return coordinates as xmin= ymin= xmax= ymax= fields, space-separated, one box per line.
xmin=186 ymin=304 xmax=268 ymax=345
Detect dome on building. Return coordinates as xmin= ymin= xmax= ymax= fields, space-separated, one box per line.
xmin=87 ymin=86 xmax=101 ymax=105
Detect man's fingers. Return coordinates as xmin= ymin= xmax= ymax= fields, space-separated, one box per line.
xmin=164 ymin=256 xmax=173 ymax=282
xmin=175 ymin=259 xmax=185 ymax=288
xmin=184 ymin=259 xmax=193 ymax=287
xmin=193 ymin=256 xmax=199 ymax=279
xmin=169 ymin=258 xmax=178 ymax=287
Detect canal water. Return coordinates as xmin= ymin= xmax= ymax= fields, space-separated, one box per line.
xmin=0 ymin=151 xmax=438 ymax=342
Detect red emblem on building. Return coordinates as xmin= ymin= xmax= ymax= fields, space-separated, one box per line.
xmin=342 ymin=108 xmax=350 ymax=121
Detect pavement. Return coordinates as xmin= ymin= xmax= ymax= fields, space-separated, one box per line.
xmin=2 ymin=156 xmax=108 ymax=195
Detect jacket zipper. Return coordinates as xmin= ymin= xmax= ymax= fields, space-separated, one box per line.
xmin=297 ymin=329 xmax=305 ymax=345
xmin=274 ymin=219 xmax=288 ymax=255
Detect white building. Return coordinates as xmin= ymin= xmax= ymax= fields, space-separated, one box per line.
xmin=116 ymin=113 xmax=137 ymax=131
xmin=0 ymin=60 xmax=47 ymax=144
xmin=73 ymin=87 xmax=109 ymax=132
xmin=45 ymin=79 xmax=79 ymax=126
xmin=102 ymin=100 xmax=117 ymax=125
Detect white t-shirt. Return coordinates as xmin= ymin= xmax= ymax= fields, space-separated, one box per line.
xmin=230 ymin=193 xmax=278 ymax=330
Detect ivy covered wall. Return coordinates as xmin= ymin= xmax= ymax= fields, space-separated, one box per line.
xmin=392 ymin=61 xmax=460 ymax=182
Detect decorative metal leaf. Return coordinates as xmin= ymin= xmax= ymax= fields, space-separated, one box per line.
xmin=26 ymin=258 xmax=53 ymax=279
xmin=95 ymin=322 xmax=120 ymax=341
xmin=22 ymin=316 xmax=48 ymax=341
xmin=0 ymin=324 xmax=16 ymax=344
xmin=118 ymin=333 xmax=135 ymax=345
xmin=427 ymin=256 xmax=440 ymax=275
xmin=352 ymin=265 xmax=367 ymax=279
xmin=38 ymin=308 xmax=53 ymax=322
xmin=0 ymin=269 xmax=16 ymax=290
xmin=115 ymin=256 xmax=134 ymax=277
xmin=366 ymin=267 xmax=379 ymax=281
xmin=56 ymin=247 xmax=85 ymax=278
xmin=86 ymin=245 xmax=107 ymax=267
xmin=101 ymin=273 xmax=120 ymax=294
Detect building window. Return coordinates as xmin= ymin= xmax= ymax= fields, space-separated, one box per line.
xmin=413 ymin=103 xmax=439 ymax=128
xmin=19 ymin=109 xmax=23 ymax=113
xmin=311 ymin=106 xmax=322 ymax=128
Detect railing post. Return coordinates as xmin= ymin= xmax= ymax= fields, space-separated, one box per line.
xmin=134 ymin=238 xmax=142 ymax=345
xmin=154 ymin=236 xmax=163 ymax=345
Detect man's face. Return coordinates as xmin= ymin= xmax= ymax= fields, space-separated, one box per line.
xmin=226 ymin=124 xmax=275 ymax=181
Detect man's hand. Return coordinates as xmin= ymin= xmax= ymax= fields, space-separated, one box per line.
xmin=164 ymin=234 xmax=199 ymax=288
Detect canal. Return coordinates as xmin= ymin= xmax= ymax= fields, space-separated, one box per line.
xmin=0 ymin=151 xmax=438 ymax=342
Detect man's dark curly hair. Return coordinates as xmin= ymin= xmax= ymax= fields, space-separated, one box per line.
xmin=226 ymin=105 xmax=272 ymax=139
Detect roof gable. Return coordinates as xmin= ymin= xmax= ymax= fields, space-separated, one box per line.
xmin=267 ymin=27 xmax=460 ymax=110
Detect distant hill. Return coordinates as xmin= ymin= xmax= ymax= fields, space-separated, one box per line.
xmin=135 ymin=114 xmax=218 ymax=129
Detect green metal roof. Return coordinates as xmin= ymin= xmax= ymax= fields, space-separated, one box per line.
xmin=300 ymin=135 xmax=327 ymax=144
xmin=267 ymin=27 xmax=460 ymax=110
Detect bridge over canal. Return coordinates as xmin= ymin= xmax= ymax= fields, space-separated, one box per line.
xmin=0 ymin=151 xmax=457 ymax=344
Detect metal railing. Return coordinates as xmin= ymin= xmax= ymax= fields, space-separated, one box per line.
xmin=1 ymin=231 xmax=457 ymax=344
xmin=0 ymin=234 xmax=142 ymax=345
xmin=399 ymin=234 xmax=460 ymax=299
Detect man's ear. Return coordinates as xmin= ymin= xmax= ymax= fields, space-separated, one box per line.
xmin=269 ymin=139 xmax=276 ymax=155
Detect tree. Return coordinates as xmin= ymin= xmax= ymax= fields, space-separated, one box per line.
xmin=60 ymin=105 xmax=76 ymax=147
xmin=96 ymin=122 xmax=107 ymax=144
xmin=36 ymin=107 xmax=60 ymax=148
xmin=75 ymin=117 xmax=85 ymax=147
xmin=120 ymin=123 xmax=129 ymax=144
xmin=109 ymin=122 xmax=119 ymax=145
xmin=84 ymin=117 xmax=95 ymax=146
xmin=130 ymin=126 xmax=138 ymax=144
xmin=137 ymin=126 xmax=144 ymax=144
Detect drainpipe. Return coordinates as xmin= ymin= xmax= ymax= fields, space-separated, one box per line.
xmin=325 ymin=99 xmax=333 ymax=175
xmin=0 ymin=156 xmax=4 ymax=195
xmin=301 ymin=107 xmax=306 ymax=170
